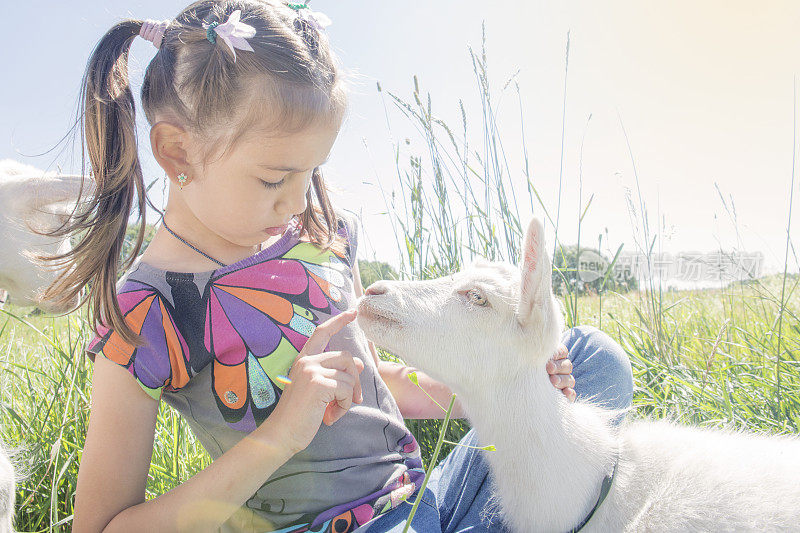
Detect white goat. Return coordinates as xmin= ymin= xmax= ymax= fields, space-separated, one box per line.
xmin=0 ymin=443 xmax=14 ymax=533
xmin=357 ymin=217 xmax=800 ymax=532
xmin=0 ymin=159 xmax=94 ymax=313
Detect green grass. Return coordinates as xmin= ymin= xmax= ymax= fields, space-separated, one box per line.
xmin=2 ymin=277 xmax=799 ymax=531
xmin=0 ymin=306 xmax=212 ymax=532
xmin=3 ymin=23 xmax=799 ymax=532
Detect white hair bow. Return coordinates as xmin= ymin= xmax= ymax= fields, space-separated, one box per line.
xmin=296 ymin=7 xmax=332 ymax=31
xmin=287 ymin=3 xmax=332 ymax=31
xmin=204 ymin=9 xmax=256 ymax=62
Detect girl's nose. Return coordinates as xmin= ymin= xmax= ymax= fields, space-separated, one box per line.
xmin=276 ymin=191 xmax=307 ymax=218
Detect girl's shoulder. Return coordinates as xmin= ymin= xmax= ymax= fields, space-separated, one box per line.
xmin=333 ymin=207 xmax=359 ymax=268
xmin=84 ymin=263 xmax=192 ymax=401
xmin=334 ymin=207 xmax=358 ymax=233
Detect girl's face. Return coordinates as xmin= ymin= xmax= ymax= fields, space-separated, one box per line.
xmin=183 ymin=121 xmax=340 ymax=249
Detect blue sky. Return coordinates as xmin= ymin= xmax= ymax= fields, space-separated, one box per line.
xmin=2 ymin=1 xmax=799 ymax=275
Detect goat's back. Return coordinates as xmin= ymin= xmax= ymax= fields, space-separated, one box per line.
xmin=596 ymin=419 xmax=800 ymax=531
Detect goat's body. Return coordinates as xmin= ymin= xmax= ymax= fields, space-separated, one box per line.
xmin=462 ymin=371 xmax=800 ymax=533
xmin=606 ymin=419 xmax=800 ymax=532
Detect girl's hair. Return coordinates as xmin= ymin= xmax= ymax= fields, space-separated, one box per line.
xmin=38 ymin=0 xmax=350 ymax=348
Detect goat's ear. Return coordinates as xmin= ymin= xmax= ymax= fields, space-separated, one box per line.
xmin=516 ymin=217 xmax=551 ymax=328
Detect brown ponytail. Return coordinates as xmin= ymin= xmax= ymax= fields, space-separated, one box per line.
xmin=33 ymin=19 xmax=152 ymax=348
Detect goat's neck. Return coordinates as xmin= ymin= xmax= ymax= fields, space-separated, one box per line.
xmin=460 ymin=366 xmax=618 ymax=532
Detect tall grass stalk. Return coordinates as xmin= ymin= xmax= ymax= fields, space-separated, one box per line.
xmin=776 ymin=76 xmax=798 ymax=411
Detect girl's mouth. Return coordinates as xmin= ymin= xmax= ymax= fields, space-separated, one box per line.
xmin=263 ymin=223 xmax=289 ymax=235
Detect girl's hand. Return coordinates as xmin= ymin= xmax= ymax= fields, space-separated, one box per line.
xmin=546 ymin=344 xmax=576 ymax=402
xmin=265 ymin=309 xmax=365 ymax=456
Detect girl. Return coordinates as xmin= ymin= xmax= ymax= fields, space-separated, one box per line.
xmin=47 ymin=1 xmax=634 ymax=531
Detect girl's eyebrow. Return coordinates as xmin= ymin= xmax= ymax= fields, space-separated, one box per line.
xmin=258 ymin=155 xmax=331 ymax=172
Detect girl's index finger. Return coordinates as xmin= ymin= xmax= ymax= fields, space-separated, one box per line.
xmin=302 ymin=309 xmax=358 ymax=355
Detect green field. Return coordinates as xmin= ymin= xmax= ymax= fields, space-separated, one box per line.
xmin=2 ymin=273 xmax=798 ymax=531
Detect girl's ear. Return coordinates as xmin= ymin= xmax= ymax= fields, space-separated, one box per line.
xmin=150 ymin=121 xmax=192 ymax=180
xmin=516 ymin=217 xmax=551 ymax=328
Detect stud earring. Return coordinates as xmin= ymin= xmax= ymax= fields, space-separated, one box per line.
xmin=177 ymin=172 xmax=188 ymax=189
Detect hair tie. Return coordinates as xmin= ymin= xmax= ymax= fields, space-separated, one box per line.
xmin=206 ymin=21 xmax=220 ymax=43
xmin=139 ymin=19 xmax=170 ymax=49
xmin=287 ymin=3 xmax=332 ymax=31
xmin=203 ymin=9 xmax=256 ymax=62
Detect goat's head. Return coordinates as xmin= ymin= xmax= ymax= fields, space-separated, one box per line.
xmin=0 ymin=159 xmax=94 ymax=313
xmin=357 ymin=217 xmax=564 ymax=394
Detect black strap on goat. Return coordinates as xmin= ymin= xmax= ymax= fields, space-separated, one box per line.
xmin=567 ymin=453 xmax=619 ymax=533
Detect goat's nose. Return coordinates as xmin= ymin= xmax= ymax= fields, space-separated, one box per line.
xmin=365 ymin=283 xmax=387 ymax=296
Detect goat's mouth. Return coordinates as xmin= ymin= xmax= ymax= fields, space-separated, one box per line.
xmin=356 ymin=299 xmax=403 ymax=329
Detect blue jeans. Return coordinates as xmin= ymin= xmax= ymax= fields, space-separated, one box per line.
xmin=355 ymin=326 xmax=634 ymax=532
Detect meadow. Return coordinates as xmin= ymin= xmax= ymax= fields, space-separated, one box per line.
xmin=2 ymin=277 xmax=799 ymax=531
xmin=2 ymin=27 xmax=799 ymax=531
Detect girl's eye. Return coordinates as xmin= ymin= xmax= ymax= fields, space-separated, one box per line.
xmin=260 ymin=178 xmax=285 ymax=189
xmin=259 ymin=168 xmax=312 ymax=189
xmin=466 ymin=289 xmax=489 ymax=307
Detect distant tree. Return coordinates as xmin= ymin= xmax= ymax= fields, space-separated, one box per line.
xmin=358 ymin=259 xmax=398 ymax=289
xmin=65 ymin=221 xmax=159 ymax=290
xmin=552 ymin=245 xmax=637 ymax=296
xmin=122 ymin=222 xmax=158 ymax=264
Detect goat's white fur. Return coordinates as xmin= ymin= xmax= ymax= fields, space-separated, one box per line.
xmin=0 ymin=442 xmax=15 ymax=533
xmin=0 ymin=159 xmax=94 ymax=312
xmin=357 ymin=217 xmax=800 ymax=532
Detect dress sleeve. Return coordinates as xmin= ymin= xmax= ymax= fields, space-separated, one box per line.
xmin=336 ymin=208 xmax=360 ymax=270
xmin=84 ymin=279 xmax=191 ymax=401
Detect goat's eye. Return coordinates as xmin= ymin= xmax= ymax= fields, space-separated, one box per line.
xmin=466 ymin=289 xmax=489 ymax=307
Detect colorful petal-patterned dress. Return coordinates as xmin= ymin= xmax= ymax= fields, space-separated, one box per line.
xmin=85 ymin=210 xmax=426 ymax=532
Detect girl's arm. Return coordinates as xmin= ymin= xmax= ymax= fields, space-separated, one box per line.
xmin=73 ymin=352 xmax=295 ymax=533
xmin=377 ymin=358 xmax=469 ymax=419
